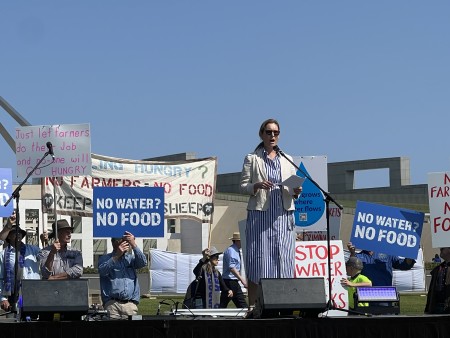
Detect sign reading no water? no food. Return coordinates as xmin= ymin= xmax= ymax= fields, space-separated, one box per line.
xmin=93 ymin=186 xmax=165 ymax=238
xmin=350 ymin=201 xmax=424 ymax=258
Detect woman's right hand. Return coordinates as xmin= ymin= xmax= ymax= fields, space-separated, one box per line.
xmin=254 ymin=180 xmax=274 ymax=191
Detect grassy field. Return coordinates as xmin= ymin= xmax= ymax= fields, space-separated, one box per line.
xmin=137 ymin=292 xmax=428 ymax=316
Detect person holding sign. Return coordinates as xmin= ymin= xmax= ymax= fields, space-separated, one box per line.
xmin=38 ymin=219 xmax=83 ymax=280
xmin=188 ymin=247 xmax=232 ymax=309
xmin=98 ymin=231 xmax=147 ymax=320
xmin=240 ymin=118 xmax=302 ymax=307
xmin=347 ymin=242 xmax=415 ymax=286
xmin=0 ymin=224 xmax=41 ymax=314
xmin=425 ymin=247 xmax=450 ymax=314
xmin=340 ymin=257 xmax=372 ymax=310
xmin=0 ymin=211 xmax=17 ymax=242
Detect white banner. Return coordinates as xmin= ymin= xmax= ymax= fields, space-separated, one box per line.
xmin=150 ymin=249 xmax=224 ymax=294
xmin=42 ymin=153 xmax=217 ymax=223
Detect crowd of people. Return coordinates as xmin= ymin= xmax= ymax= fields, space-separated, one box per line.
xmin=0 ymin=214 xmax=146 ymax=320
xmin=1 ymin=117 xmax=449 ymax=320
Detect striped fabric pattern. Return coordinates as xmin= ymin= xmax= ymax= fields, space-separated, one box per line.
xmin=245 ymin=153 xmax=295 ymax=284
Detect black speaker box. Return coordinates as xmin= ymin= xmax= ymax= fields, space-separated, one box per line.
xmin=254 ymin=278 xmax=327 ymax=318
xmin=21 ymin=279 xmax=89 ymax=320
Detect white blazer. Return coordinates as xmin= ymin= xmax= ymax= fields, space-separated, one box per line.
xmin=239 ymin=147 xmax=297 ymax=211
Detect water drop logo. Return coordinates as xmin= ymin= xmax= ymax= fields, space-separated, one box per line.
xmin=294 ymin=162 xmax=325 ymax=227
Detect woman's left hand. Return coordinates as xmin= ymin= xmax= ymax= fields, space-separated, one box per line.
xmin=293 ymin=186 xmax=303 ymax=199
xmin=293 ymin=186 xmax=302 ymax=195
xmin=227 ymin=290 xmax=233 ymax=298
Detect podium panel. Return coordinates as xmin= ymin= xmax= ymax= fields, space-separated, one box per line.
xmin=21 ymin=279 xmax=89 ymax=320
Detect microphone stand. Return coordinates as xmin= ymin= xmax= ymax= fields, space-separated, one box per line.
xmin=3 ymin=150 xmax=53 ymax=320
xmin=273 ymin=146 xmax=369 ymax=317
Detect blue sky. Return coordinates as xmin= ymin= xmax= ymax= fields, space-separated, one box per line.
xmin=1 ymin=1 xmax=449 ymax=188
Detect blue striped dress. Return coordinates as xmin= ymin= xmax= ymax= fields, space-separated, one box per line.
xmin=245 ymin=154 xmax=295 ymax=284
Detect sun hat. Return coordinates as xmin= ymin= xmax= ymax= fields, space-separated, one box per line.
xmin=229 ymin=232 xmax=241 ymax=241
xmin=208 ymin=246 xmax=222 ymax=257
xmin=48 ymin=219 xmax=73 ymax=239
xmin=5 ymin=225 xmax=27 ymax=243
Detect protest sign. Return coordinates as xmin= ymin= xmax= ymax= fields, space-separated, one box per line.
xmin=0 ymin=168 xmax=13 ymax=216
xmin=294 ymin=240 xmax=348 ymax=313
xmin=16 ymin=124 xmax=91 ymax=178
xmin=428 ymin=172 xmax=450 ymax=248
xmin=42 ymin=153 xmax=216 ymax=223
xmin=350 ymin=201 xmax=424 ymax=258
xmin=93 ymin=186 xmax=164 ymax=238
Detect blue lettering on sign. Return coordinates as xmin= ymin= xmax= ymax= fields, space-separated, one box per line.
xmin=0 ymin=168 xmax=14 ymax=217
xmin=294 ymin=163 xmax=325 ymax=227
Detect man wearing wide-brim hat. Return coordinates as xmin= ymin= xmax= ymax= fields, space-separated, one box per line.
xmin=38 ymin=219 xmax=83 ymax=280
xmin=0 ymin=220 xmax=41 ymax=313
xmin=220 ymin=231 xmax=248 ymax=308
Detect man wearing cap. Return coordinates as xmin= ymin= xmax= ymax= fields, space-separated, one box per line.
xmin=38 ymin=219 xmax=83 ymax=280
xmin=220 ymin=232 xmax=248 ymax=308
xmin=98 ymin=231 xmax=147 ymax=320
xmin=0 ymin=222 xmax=41 ymax=313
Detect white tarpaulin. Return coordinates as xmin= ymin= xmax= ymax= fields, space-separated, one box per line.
xmin=150 ymin=248 xmax=425 ymax=294
xmin=150 ymin=249 xmax=223 ymax=294
xmin=392 ymin=247 xmax=425 ymax=292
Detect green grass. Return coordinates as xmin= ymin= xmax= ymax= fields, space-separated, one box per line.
xmin=138 ymin=296 xmax=183 ymax=316
xmin=138 ymin=293 xmax=428 ymax=316
xmin=398 ymin=293 xmax=427 ymax=315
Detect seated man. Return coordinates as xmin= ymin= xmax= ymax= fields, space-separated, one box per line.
xmin=98 ymin=231 xmax=147 ymax=320
xmin=38 ymin=220 xmax=83 ymax=280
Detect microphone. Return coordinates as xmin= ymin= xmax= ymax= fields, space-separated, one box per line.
xmin=46 ymin=142 xmax=55 ymax=160
xmin=273 ymin=145 xmax=283 ymax=155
